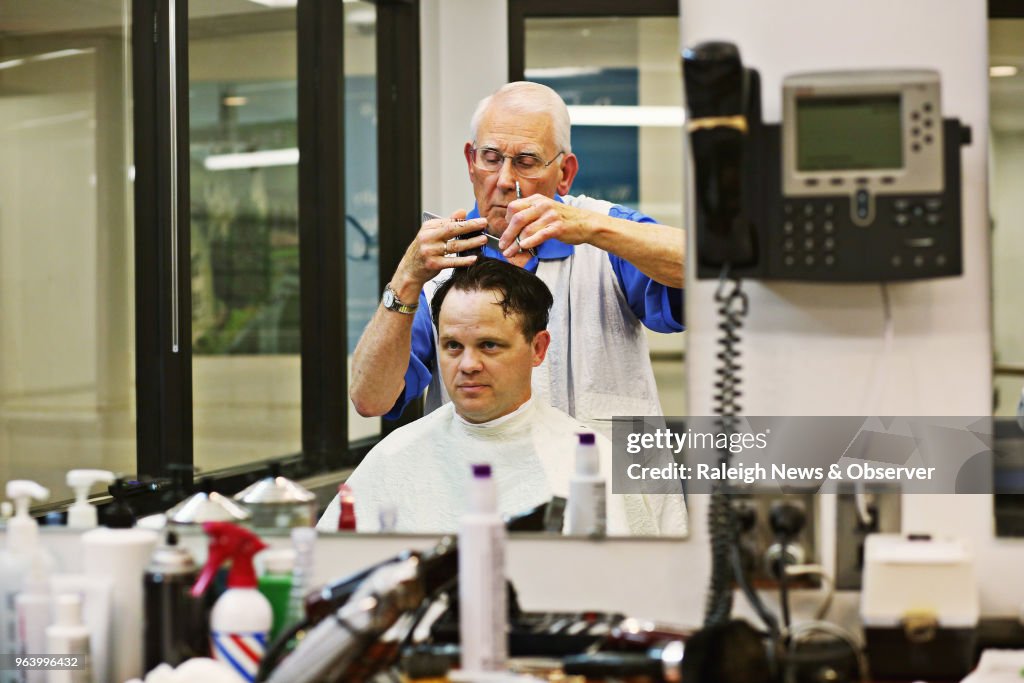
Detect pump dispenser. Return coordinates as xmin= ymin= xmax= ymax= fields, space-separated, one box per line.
xmin=101 ymin=476 xmax=137 ymax=528
xmin=193 ymin=522 xmax=272 ymax=682
xmin=66 ymin=469 xmax=116 ymax=529
xmin=1 ymin=481 xmax=57 ymax=683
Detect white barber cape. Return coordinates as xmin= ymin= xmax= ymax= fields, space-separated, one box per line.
xmin=317 ymin=399 xmax=687 ymax=536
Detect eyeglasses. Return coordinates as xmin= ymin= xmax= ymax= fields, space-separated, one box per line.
xmin=470 ymin=146 xmax=565 ymax=179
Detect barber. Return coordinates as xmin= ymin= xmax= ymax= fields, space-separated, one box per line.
xmin=350 ymin=81 xmax=685 ymax=426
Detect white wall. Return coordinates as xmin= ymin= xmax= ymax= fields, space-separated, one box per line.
xmin=420 ymin=0 xmax=508 ymax=217
xmin=681 ymin=0 xmax=1024 ymax=618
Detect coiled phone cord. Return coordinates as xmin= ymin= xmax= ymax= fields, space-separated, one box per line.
xmin=704 ymin=270 xmax=748 ymax=626
xmin=704 ymin=271 xmax=779 ymax=640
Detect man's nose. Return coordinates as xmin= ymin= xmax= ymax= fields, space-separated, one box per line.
xmin=459 ymin=348 xmax=483 ymax=373
xmin=496 ymin=157 xmax=517 ymax=192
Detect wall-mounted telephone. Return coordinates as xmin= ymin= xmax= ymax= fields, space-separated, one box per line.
xmin=683 ymin=42 xmax=971 ymax=282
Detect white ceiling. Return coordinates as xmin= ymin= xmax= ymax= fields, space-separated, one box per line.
xmin=3 ymin=6 xmax=1023 ymax=131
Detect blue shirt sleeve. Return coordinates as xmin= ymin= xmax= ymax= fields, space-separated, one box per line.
xmin=383 ymin=292 xmax=436 ymax=420
xmin=606 ymin=205 xmax=685 ymax=333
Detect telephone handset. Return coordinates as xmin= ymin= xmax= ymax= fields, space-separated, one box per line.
xmin=683 ymin=42 xmax=970 ymax=282
xmin=683 ymin=41 xmax=760 ymax=271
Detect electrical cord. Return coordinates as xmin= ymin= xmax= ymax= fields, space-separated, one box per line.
xmin=778 ymin=542 xmax=791 ymax=631
xmin=783 ymin=620 xmax=870 ymax=683
xmin=785 ymin=564 xmax=835 ymax=621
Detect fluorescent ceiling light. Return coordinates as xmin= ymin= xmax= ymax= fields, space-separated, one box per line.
xmin=204 ymin=148 xmax=299 ymax=171
xmin=990 ymin=65 xmax=1019 ymax=78
xmin=0 ymin=49 xmax=90 ymax=72
xmin=567 ymin=105 xmax=685 ymax=128
xmin=247 ymin=0 xmax=361 ymax=5
xmin=222 ymin=96 xmax=249 ymax=107
xmin=34 ymin=49 xmax=90 ymax=62
xmin=524 ymin=67 xmax=603 ymax=79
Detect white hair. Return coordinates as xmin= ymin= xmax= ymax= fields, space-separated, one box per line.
xmin=469 ymin=81 xmax=572 ymax=153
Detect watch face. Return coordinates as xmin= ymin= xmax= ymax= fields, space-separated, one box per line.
xmin=383 ymin=288 xmax=395 ymax=308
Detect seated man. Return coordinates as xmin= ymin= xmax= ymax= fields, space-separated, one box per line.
xmin=318 ymin=259 xmax=686 ymax=535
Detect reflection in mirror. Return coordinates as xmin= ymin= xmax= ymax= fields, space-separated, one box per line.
xmin=990 ymin=18 xmax=1024 ymax=418
xmin=0 ymin=0 xmax=136 ymax=495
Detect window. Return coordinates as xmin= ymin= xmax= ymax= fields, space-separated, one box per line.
xmin=0 ymin=0 xmax=136 ymax=495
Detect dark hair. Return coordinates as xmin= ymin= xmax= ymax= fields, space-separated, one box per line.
xmin=431 ymin=258 xmax=553 ymax=340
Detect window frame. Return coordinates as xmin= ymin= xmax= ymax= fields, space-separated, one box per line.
xmin=109 ymin=0 xmax=422 ymax=514
xmin=507 ymin=0 xmax=678 ymax=82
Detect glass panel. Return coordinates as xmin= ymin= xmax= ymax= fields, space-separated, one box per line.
xmin=989 ymin=18 xmax=1024 ymax=417
xmin=189 ymin=6 xmax=301 ymax=470
xmin=345 ymin=1 xmax=380 ymax=442
xmin=0 ymin=1 xmax=136 ymax=498
xmin=524 ymin=16 xmax=687 ymax=416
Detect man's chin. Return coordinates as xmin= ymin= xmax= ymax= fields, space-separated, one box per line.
xmin=452 ymin=399 xmax=500 ymax=424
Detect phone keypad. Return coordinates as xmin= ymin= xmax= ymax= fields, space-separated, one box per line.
xmin=778 ymin=193 xmax=955 ymax=280
xmin=780 ymin=200 xmax=839 ymax=271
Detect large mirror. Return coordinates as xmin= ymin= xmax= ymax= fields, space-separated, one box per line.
xmin=990 ymin=17 xmax=1024 ymax=420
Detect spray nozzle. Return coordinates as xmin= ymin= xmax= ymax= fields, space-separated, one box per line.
xmin=66 ymin=469 xmax=116 ymax=529
xmin=192 ymin=522 xmax=267 ymax=597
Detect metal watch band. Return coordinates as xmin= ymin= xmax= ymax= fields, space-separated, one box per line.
xmin=382 ymin=283 xmax=418 ymax=314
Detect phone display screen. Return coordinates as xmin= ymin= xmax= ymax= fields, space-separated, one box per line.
xmin=796 ymin=95 xmax=903 ymax=171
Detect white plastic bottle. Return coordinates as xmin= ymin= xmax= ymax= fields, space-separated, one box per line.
xmin=0 ymin=481 xmax=57 ymax=683
xmin=65 ymin=470 xmax=115 ymax=530
xmin=566 ymin=432 xmax=607 ymax=537
xmin=193 ymin=523 xmax=272 ymax=683
xmin=45 ymin=594 xmax=91 ymax=683
xmin=458 ymin=464 xmax=507 ymax=673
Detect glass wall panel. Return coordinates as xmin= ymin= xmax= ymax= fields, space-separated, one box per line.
xmin=345 ymin=1 xmax=380 ymax=442
xmin=0 ymin=1 xmax=136 ymax=496
xmin=188 ymin=5 xmax=301 ymax=470
xmin=990 ymin=19 xmax=1024 ymax=417
xmin=524 ymin=16 xmax=686 ymax=415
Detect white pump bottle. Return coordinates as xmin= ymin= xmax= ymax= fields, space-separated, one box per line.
xmin=66 ymin=469 xmax=115 ymax=529
xmin=0 ymin=481 xmax=57 ymax=683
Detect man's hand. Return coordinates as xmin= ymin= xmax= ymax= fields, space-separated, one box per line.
xmin=500 ymin=193 xmax=685 ymax=288
xmin=394 ymin=210 xmax=488 ymax=294
xmin=500 ymin=195 xmax=590 ymax=255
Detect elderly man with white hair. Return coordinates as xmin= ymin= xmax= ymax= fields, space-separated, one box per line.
xmin=350 ymin=81 xmax=685 ymax=431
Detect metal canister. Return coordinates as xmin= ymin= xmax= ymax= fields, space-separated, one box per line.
xmin=233 ymin=466 xmax=317 ymax=528
xmin=143 ymin=531 xmax=208 ymax=672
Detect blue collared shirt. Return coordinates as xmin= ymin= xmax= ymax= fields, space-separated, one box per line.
xmin=384 ymin=196 xmax=684 ymax=420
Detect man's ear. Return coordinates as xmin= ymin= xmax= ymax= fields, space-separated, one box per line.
xmin=464 ymin=142 xmax=476 ymax=180
xmin=531 ymin=330 xmax=551 ymax=366
xmin=556 ymin=153 xmax=579 ymax=196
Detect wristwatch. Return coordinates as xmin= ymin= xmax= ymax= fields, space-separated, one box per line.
xmin=381 ymin=283 xmax=418 ymax=314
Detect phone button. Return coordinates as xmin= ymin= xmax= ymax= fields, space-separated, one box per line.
xmin=783 ymin=221 xmax=795 ymax=234
xmin=855 ymin=189 xmax=870 ymax=221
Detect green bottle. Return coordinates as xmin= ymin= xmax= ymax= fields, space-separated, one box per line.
xmin=257 ymin=550 xmax=294 ymax=641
